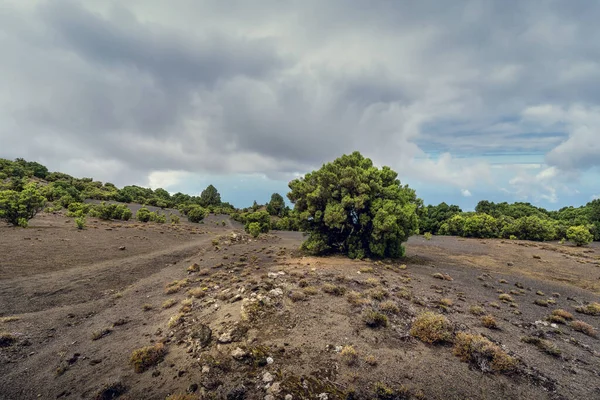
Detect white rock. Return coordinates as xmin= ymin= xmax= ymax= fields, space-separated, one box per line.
xmin=285 ymin=395 xmax=293 ymax=400
xmin=264 ymin=396 xmax=275 ymax=400
xmin=267 ymin=382 xmax=281 ymax=395
xmin=201 ymin=365 xmax=210 ymax=373
xmin=334 ymin=346 xmax=343 ymax=353
xmin=268 ymin=272 xmax=279 ymax=279
xmin=263 ymin=372 xmax=274 ymax=383
xmin=269 ymin=288 xmax=284 ymax=297
xmin=266 ymin=357 xmax=274 ymax=364
xmin=278 ymin=271 xmax=285 ymax=275
xmin=231 ymin=347 xmax=246 ymax=360
xmin=318 ymin=394 xmax=328 ymax=400
xmin=218 ymin=332 xmax=233 ymax=343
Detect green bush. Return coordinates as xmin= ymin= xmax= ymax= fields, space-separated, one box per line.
xmin=187 ymin=205 xmax=208 ymax=223
xmin=243 ymin=211 xmax=270 ymax=234
xmin=567 ymin=225 xmax=593 ymax=246
xmin=136 ymin=207 xmax=151 ymax=222
xmin=462 ymin=214 xmax=499 ymax=238
xmin=66 ymin=202 xmax=91 ymax=217
xmin=287 ymin=152 xmax=420 ymax=259
xmin=89 ymin=202 xmax=132 ymax=221
xmin=149 ymin=212 xmax=166 ymax=223
xmin=170 ymin=214 xmax=180 ymax=224
xmin=439 ymin=214 xmax=465 ymax=236
xmin=75 ymin=216 xmax=86 ymax=230
xmin=248 ymin=222 xmax=261 ymax=238
xmin=501 ymin=216 xmax=557 ymax=241
xmin=0 ymin=183 xmax=47 ymax=227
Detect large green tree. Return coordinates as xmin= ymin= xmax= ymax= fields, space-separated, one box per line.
xmin=287 ymin=152 xmax=421 ymax=259
xmin=199 ymin=184 xmax=221 ymax=207
xmin=266 ymin=193 xmax=286 ymax=217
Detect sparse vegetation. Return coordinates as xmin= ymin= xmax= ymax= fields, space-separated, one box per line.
xmin=168 ymin=313 xmax=185 ymax=328
xmin=129 ymin=343 xmax=166 ymax=373
xmin=340 ymin=345 xmax=359 ymax=365
xmin=91 ymin=328 xmax=112 ymax=340
xmin=162 ymin=299 xmax=177 ymax=309
xmin=454 ymin=332 xmax=517 ymax=373
xmin=363 ymin=309 xmax=389 ymax=328
xmin=481 ymin=315 xmax=498 ymax=329
xmin=499 ymin=293 xmax=514 ymax=303
xmin=380 ymin=300 xmax=400 ymax=314
xmin=570 ymin=320 xmax=597 ymax=337
xmin=322 ymin=283 xmax=347 ymax=296
xmin=410 ymin=312 xmax=453 ymax=344
xmin=575 ymin=302 xmax=600 ymax=316
xmin=0 ymin=183 xmax=46 ymax=227
xmin=469 ymin=305 xmax=486 ymax=316
xmin=521 ymin=336 xmax=561 ymax=357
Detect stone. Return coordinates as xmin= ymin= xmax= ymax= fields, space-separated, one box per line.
xmin=231 ymin=347 xmax=247 ymax=360
xmin=118 ymin=246 xmax=126 ymax=250
xmin=190 ymin=324 xmax=212 ymax=348
xmin=267 ymin=382 xmax=281 ymax=395
xmin=266 ymin=357 xmax=274 ymax=364
xmin=285 ymin=395 xmax=293 ymax=400
xmin=269 ymin=288 xmax=283 ymax=297
xmin=263 ymin=372 xmax=274 ymax=383
xmin=318 ymin=394 xmax=328 ymax=400
xmin=218 ymin=332 xmax=232 ymax=343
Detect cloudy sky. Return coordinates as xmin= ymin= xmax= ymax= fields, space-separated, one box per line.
xmin=1 ymin=0 xmax=599 ymax=209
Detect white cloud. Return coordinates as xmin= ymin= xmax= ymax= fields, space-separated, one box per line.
xmin=592 ymin=194 xmax=600 ymax=200
xmin=461 ymin=189 xmax=472 ymax=197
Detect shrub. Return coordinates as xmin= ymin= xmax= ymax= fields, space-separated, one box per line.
xmin=567 ymin=225 xmax=593 ymax=246
xmin=170 ymin=214 xmax=180 ymax=224
xmin=136 ymin=207 xmax=151 ymax=222
xmin=187 ymin=205 xmax=208 ymax=223
xmin=410 ymin=312 xmax=453 ymax=344
xmin=248 ymin=222 xmax=261 ymax=238
xmin=75 ymin=216 xmax=86 ymax=230
xmin=521 ymin=336 xmax=561 ymax=356
xmin=469 ymin=305 xmax=486 ymax=316
xmin=424 ymin=232 xmax=433 ymax=240
xmin=454 ymin=332 xmax=517 ymax=373
xmin=575 ymin=302 xmax=600 ymax=316
xmin=130 ymin=343 xmax=166 ymax=373
xmin=323 ymin=283 xmax=347 ymax=296
xmin=462 ymin=213 xmax=499 ymax=238
xmin=287 ymin=152 xmax=419 ymax=259
xmin=481 ymin=315 xmax=498 ymax=329
xmin=0 ymin=183 xmax=46 ymax=226
xmin=501 ymin=216 xmax=557 ymax=241
xmin=571 ymin=320 xmax=597 ymax=337
xmin=340 ymin=345 xmax=359 ymax=365
xmin=551 ymin=309 xmax=574 ymax=320
xmin=362 ymin=309 xmax=389 ymax=328
xmin=243 ymin=211 xmax=270 ymax=234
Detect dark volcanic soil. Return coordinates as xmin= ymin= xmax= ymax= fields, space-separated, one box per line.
xmin=1 ymin=214 xmax=599 ymax=400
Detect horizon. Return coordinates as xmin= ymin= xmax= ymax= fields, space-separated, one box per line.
xmin=1 ymin=1 xmax=599 ymax=211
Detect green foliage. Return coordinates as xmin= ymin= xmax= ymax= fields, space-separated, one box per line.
xmin=149 ymin=211 xmax=166 ymax=223
xmin=243 ymin=211 xmax=271 ymax=234
xmin=424 ymin=232 xmax=432 ymax=240
xmin=462 ymin=213 xmax=499 ymax=238
xmin=66 ymin=202 xmax=91 ymax=217
xmin=199 ymin=184 xmax=221 ymax=207
xmin=501 ymin=215 xmax=557 ymax=241
xmin=187 ymin=205 xmax=208 ymax=223
xmin=420 ymin=202 xmax=462 ymax=235
xmin=136 ymin=207 xmax=152 ymax=222
xmin=567 ymin=225 xmax=593 ymax=246
xmin=0 ymin=183 xmax=47 ymax=227
xmin=247 ymin=222 xmax=261 ymax=238
xmin=266 ymin=193 xmax=286 ymax=217
xmin=170 ymin=214 xmax=180 ymax=224
xmin=75 ymin=216 xmax=86 ymax=230
xmin=439 ymin=214 xmax=465 ymax=236
xmin=287 ymin=152 xmax=420 ymax=259
xmin=89 ymin=202 xmax=132 ymax=221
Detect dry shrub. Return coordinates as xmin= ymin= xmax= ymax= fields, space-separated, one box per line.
xmin=552 ymin=309 xmax=573 ymax=320
xmin=410 ymin=312 xmax=453 ymax=344
xmin=432 ymin=273 xmax=453 ymax=281
xmin=130 ymin=343 xmax=166 ymax=373
xmin=365 ymin=277 xmax=380 ymax=286
xmin=303 ymin=286 xmax=318 ymax=295
xmin=571 ymin=320 xmax=597 ymax=337
xmin=481 ymin=315 xmax=498 ymax=329
xmin=367 ymin=288 xmax=389 ymax=301
xmin=187 ymin=263 xmax=200 ymax=273
xmin=322 ymin=283 xmax=347 ymax=296
xmin=365 ymin=355 xmax=378 ymax=366
xmin=521 ymin=336 xmax=561 ymax=356
xmin=162 ymin=299 xmax=177 ymax=309
xmin=168 ymin=313 xmax=185 ymax=328
xmin=469 ymin=305 xmax=486 ymax=316
xmin=498 ymin=294 xmax=514 ymax=303
xmin=453 ymin=332 xmax=517 ymax=373
xmin=362 ymin=309 xmax=389 ymax=328
xmin=289 ymin=290 xmax=307 ymax=302
xmin=187 ymin=287 xmax=206 ymax=299
xmin=380 ymin=300 xmax=400 ymax=315
xmin=575 ymin=302 xmax=600 ymax=316
xmin=340 ymin=345 xmax=359 ymax=365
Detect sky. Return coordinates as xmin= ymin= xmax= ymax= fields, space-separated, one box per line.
xmin=1 ymin=0 xmax=599 ymax=210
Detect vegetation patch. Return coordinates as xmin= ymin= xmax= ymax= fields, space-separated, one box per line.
xmin=410 ymin=312 xmax=454 ymax=344
xmin=322 ymin=283 xmax=347 ymax=296
xmin=91 ymin=328 xmax=112 ymax=341
xmin=340 ymin=345 xmax=359 ymax=366
xmin=570 ymin=320 xmax=597 ymax=337
xmin=363 ymin=309 xmax=389 ymax=328
xmin=521 ymin=336 xmax=561 ymax=357
xmin=575 ymin=302 xmax=600 ymax=316
xmin=130 ymin=343 xmax=166 ymax=373
xmin=469 ymin=305 xmax=486 ymax=316
xmin=481 ymin=315 xmax=498 ymax=329
xmin=453 ymin=332 xmax=518 ymax=373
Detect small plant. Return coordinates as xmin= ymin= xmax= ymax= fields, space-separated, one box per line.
xmin=534 ymin=299 xmax=548 ymax=307
xmin=91 ymin=328 xmax=112 ymax=341
xmin=303 ymin=286 xmax=318 ymax=295
xmin=168 ymin=313 xmax=185 ymax=328
xmin=575 ymin=302 xmax=600 ymax=316
xmin=373 ymin=382 xmax=411 ymax=400
xmin=0 ymin=316 xmax=20 ymax=323
xmin=170 ymin=214 xmax=180 ymax=224
xmin=247 ymin=222 xmax=261 ymax=238
xmin=130 ymin=343 xmax=166 ymax=373
xmin=454 ymin=332 xmax=517 ymax=373
xmin=322 ymin=283 xmax=347 ymax=296
xmin=521 ymin=336 xmax=561 ymax=357
xmin=179 ymin=298 xmax=193 ymax=313
xmin=340 ymin=345 xmax=359 ymax=365
xmin=432 ymin=272 xmax=453 ymax=281
xmin=380 ymin=300 xmax=400 ymax=314
xmin=469 ymin=305 xmax=486 ymax=316
xmin=288 ymin=290 xmax=307 ymax=302
xmin=162 ymin=299 xmax=177 ymax=309
xmin=187 ymin=287 xmax=206 ymax=299
xmin=499 ymin=294 xmax=514 ymax=303
xmin=365 ymin=277 xmax=379 ymax=286
xmin=360 ymin=267 xmax=374 ymax=273
xmin=552 ymin=309 xmax=573 ymax=320
xmin=187 ymin=263 xmax=200 ymax=273
xmin=142 ymin=304 xmax=154 ymax=311
xmin=439 ymin=298 xmax=453 ymax=307
xmin=570 ymin=320 xmax=597 ymax=337
xmin=75 ymin=216 xmax=86 ymax=229
xmin=367 ymin=288 xmax=389 ymax=301
xmin=410 ymin=312 xmax=453 ymax=344
xmin=424 ymin=232 xmax=433 ymax=240
xmin=362 ymin=309 xmax=389 ymax=328
xmin=365 ymin=355 xmax=378 ymax=366
xmin=566 ymin=225 xmax=593 ymax=246
xmin=481 ymin=315 xmax=498 ymax=329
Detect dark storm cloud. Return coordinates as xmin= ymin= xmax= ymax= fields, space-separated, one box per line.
xmin=1 ymin=0 xmax=600 ymax=195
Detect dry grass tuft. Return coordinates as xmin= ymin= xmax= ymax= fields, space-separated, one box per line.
xmin=469 ymin=305 xmax=486 ymax=316
xmin=366 ymin=288 xmax=389 ymax=301
xmin=481 ymin=315 xmax=498 ymax=329
xmin=362 ymin=309 xmax=389 ymax=328
xmin=410 ymin=312 xmax=453 ymax=344
xmin=571 ymin=320 xmax=597 ymax=337
xmin=91 ymin=328 xmax=112 ymax=341
xmin=380 ymin=300 xmax=400 ymax=315
xmin=302 ymin=286 xmax=319 ymax=296
xmin=365 ymin=277 xmax=380 ymax=286
xmin=360 ymin=267 xmax=374 ymax=273
xmin=288 ymin=290 xmax=307 ymax=302
xmin=499 ymin=294 xmax=514 ymax=303
xmin=454 ymin=332 xmax=517 ymax=373
xmin=534 ymin=299 xmax=548 ymax=307
xmin=186 ymin=263 xmax=200 ymax=273
xmin=552 ymin=309 xmax=573 ymax=320
xmin=130 ymin=343 xmax=166 ymax=373
xmin=521 ymin=336 xmax=561 ymax=356
xmin=322 ymin=283 xmax=347 ymax=296
xmin=187 ymin=287 xmax=206 ymax=299
xmin=340 ymin=345 xmax=359 ymax=365
xmin=575 ymin=302 xmax=600 ymax=316
xmin=142 ymin=304 xmax=154 ymax=311
xmin=364 ymin=355 xmax=378 ymax=366
xmin=432 ymin=272 xmax=453 ymax=281
xmin=179 ymin=299 xmax=193 ymax=313
xmin=162 ymin=299 xmax=177 ymax=309
xmin=168 ymin=313 xmax=185 ymax=328
xmin=0 ymin=316 xmax=20 ymax=323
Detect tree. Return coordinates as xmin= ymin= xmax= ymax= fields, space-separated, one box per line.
xmin=266 ymin=193 xmax=286 ymax=217
xmin=287 ymin=152 xmax=420 ymax=259
xmin=0 ymin=183 xmax=47 ymax=227
xmin=199 ymin=185 xmax=221 ymax=207
xmin=420 ymin=202 xmax=462 ymax=235
xmin=566 ymin=225 xmax=593 ymax=246
xmin=187 ymin=205 xmax=208 ymax=223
